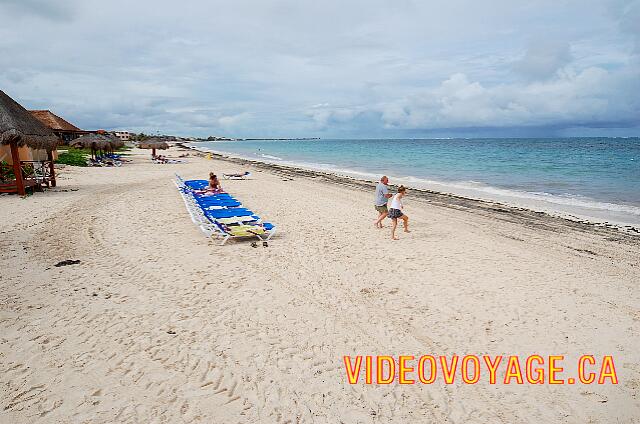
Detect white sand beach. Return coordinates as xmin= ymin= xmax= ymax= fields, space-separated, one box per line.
xmin=1 ymin=147 xmax=639 ymax=423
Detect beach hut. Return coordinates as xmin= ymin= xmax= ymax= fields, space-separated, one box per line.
xmin=0 ymin=90 xmax=59 ymax=195
xmin=139 ymin=140 xmax=169 ymax=157
xmin=29 ymin=110 xmax=87 ymax=144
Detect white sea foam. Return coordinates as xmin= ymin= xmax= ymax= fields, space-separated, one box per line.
xmin=260 ymin=154 xmax=283 ymax=161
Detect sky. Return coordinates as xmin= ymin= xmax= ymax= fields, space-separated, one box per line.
xmin=0 ymin=0 xmax=639 ymax=138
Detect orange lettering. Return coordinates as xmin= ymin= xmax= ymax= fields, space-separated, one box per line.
xmin=549 ymin=355 xmax=564 ymax=384
xmin=598 ymin=356 xmax=618 ymax=384
xmin=462 ymin=355 xmax=480 ymax=384
xmin=344 ymin=356 xmax=362 ymax=384
xmin=503 ymin=356 xmax=524 ymax=384
xmin=526 ymin=355 xmax=544 ymax=384
xmin=377 ymin=356 xmax=395 ymax=384
xmin=440 ymin=355 xmax=459 ymax=384
xmin=399 ymin=355 xmax=415 ymax=384
xmin=578 ymin=355 xmax=595 ymax=384
xmin=365 ymin=356 xmax=373 ymax=384
xmin=418 ymin=355 xmax=437 ymax=384
xmin=483 ymin=355 xmax=502 ymax=384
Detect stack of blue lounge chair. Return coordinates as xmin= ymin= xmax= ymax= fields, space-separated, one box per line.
xmin=175 ymin=174 xmax=276 ymax=245
xmin=87 ymin=155 xmax=122 ymax=167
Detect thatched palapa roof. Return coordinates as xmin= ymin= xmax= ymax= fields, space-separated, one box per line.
xmin=71 ymin=133 xmax=111 ymax=150
xmin=0 ymin=90 xmax=59 ymax=150
xmin=72 ymin=133 xmax=126 ymax=151
xmin=139 ymin=141 xmax=169 ymax=150
xmin=29 ymin=110 xmax=83 ymax=132
xmin=109 ymin=137 xmax=125 ymax=149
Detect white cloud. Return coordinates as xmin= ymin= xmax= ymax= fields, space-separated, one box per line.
xmin=218 ymin=113 xmax=250 ymax=128
xmin=305 ymin=64 xmax=639 ymax=132
xmin=513 ymin=40 xmax=573 ymax=80
xmin=375 ymin=66 xmax=639 ymax=129
xmin=0 ymin=0 xmax=638 ymax=137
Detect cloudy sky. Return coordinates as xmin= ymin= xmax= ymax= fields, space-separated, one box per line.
xmin=1 ymin=0 xmax=638 ymax=138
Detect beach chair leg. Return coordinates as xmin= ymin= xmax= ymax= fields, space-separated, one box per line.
xmin=220 ymin=235 xmax=230 ymax=246
xmin=266 ymin=228 xmax=276 ymax=240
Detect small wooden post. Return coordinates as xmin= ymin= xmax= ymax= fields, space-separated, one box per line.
xmin=152 ymin=148 xmax=156 ymax=157
xmin=47 ymin=149 xmax=56 ymax=187
xmin=10 ymin=141 xmax=25 ymax=196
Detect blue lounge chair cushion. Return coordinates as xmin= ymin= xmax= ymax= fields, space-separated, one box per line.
xmin=196 ymin=195 xmax=236 ymax=201
xmin=197 ymin=199 xmax=240 ymax=206
xmin=185 ymin=181 xmax=208 ymax=189
xmin=205 ymin=208 xmax=255 ymax=218
xmin=195 ymin=193 xmax=235 ymax=199
xmin=202 ymin=202 xmax=242 ymax=208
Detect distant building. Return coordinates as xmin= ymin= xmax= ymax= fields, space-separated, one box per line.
xmin=29 ymin=110 xmax=86 ymax=144
xmin=114 ymin=131 xmax=130 ymax=141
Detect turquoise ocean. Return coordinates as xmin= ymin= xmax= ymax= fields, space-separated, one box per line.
xmin=192 ymin=138 xmax=640 ymax=228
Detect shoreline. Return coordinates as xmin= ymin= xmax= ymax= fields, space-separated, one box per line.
xmin=180 ymin=140 xmax=640 ymax=230
xmin=178 ymin=143 xmax=640 ymax=242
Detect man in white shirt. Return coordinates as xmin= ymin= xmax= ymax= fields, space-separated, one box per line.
xmin=374 ymin=176 xmax=392 ymax=228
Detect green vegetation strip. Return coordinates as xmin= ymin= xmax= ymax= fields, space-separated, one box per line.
xmin=55 ymin=148 xmax=90 ymax=167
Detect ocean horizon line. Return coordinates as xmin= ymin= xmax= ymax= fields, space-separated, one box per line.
xmin=216 ymin=136 xmax=640 ymax=141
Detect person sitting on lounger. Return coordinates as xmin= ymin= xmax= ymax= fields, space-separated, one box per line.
xmin=193 ymin=173 xmax=224 ymax=194
xmin=208 ymin=172 xmax=223 ymax=193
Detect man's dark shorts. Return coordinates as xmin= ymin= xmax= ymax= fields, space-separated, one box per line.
xmin=375 ymin=204 xmax=388 ymax=214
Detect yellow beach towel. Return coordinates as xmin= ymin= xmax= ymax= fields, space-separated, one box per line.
xmin=227 ymin=225 xmax=265 ymax=237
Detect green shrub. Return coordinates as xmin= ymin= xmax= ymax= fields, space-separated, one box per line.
xmin=55 ymin=148 xmax=89 ymax=167
xmin=0 ymin=160 xmax=15 ymax=182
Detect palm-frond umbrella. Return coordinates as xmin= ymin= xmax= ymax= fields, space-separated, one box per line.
xmin=0 ymin=90 xmax=59 ymax=195
xmin=139 ymin=140 xmax=168 ymax=157
xmin=108 ymin=136 xmax=125 ymax=150
xmin=97 ymin=134 xmax=124 ymax=153
xmin=71 ymin=133 xmax=111 ymax=158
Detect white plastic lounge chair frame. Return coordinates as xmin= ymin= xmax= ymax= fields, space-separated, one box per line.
xmin=174 ymin=175 xmax=276 ymax=245
xmin=222 ymin=171 xmax=252 ymax=180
